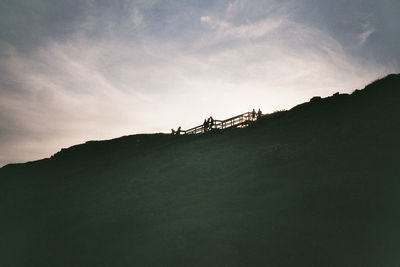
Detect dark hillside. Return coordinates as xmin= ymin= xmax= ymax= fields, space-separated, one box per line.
xmin=1 ymin=74 xmax=400 ymax=266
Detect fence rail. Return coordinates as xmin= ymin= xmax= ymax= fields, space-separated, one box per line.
xmin=181 ymin=111 xmax=258 ymax=135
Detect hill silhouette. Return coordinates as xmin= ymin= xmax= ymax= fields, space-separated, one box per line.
xmin=1 ymin=74 xmax=400 ymax=266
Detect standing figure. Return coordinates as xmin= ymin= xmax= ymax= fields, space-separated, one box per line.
xmin=257 ymin=108 xmax=262 ymax=119
xmin=209 ymin=116 xmax=214 ymax=130
xmin=203 ymin=119 xmax=209 ymax=133
xmin=176 ymin=126 xmax=181 ymax=136
xmin=252 ymin=109 xmax=256 ymax=120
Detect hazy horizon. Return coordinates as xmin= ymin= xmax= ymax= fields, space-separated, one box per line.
xmin=1 ymin=0 xmax=399 ymax=166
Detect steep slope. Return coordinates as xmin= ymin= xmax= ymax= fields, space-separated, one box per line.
xmin=1 ymin=74 xmax=400 ymax=266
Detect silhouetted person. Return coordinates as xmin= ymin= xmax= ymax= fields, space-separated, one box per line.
xmin=203 ymin=119 xmax=209 ymax=132
xmin=171 ymin=129 xmax=175 ymax=135
xmin=176 ymin=126 xmax=181 ymax=135
xmin=209 ymin=116 xmax=214 ymax=129
xmin=252 ymin=109 xmax=256 ymax=120
xmin=257 ymin=108 xmax=262 ymax=119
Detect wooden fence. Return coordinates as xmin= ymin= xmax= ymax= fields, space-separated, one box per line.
xmin=181 ymin=112 xmax=257 ymax=135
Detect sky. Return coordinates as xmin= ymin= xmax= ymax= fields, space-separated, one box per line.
xmin=0 ymin=0 xmax=399 ymax=166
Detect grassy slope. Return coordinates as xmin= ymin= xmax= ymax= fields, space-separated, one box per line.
xmin=1 ymin=74 xmax=400 ymax=266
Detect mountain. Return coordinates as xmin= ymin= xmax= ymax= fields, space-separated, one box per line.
xmin=1 ymin=74 xmax=400 ymax=266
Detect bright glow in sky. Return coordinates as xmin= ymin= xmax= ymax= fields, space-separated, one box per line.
xmin=0 ymin=0 xmax=399 ymax=166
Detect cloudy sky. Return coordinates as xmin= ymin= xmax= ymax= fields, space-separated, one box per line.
xmin=0 ymin=0 xmax=399 ymax=166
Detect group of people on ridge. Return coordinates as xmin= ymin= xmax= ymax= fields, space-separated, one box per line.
xmin=171 ymin=126 xmax=181 ymax=136
xmin=171 ymin=108 xmax=263 ymax=136
xmin=252 ymin=108 xmax=263 ymax=120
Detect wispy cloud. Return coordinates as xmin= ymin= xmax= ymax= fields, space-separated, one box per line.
xmin=358 ymin=26 xmax=375 ymax=46
xmin=200 ymin=16 xmax=284 ymax=40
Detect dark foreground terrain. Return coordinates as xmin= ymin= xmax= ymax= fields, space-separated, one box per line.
xmin=1 ymin=74 xmax=400 ymax=266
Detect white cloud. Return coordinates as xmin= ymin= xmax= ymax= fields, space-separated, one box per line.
xmin=201 ymin=15 xmax=283 ymax=40
xmin=131 ymin=8 xmax=144 ymax=29
xmin=200 ymin=16 xmax=211 ymax=23
xmin=358 ymin=27 xmax=375 ymax=46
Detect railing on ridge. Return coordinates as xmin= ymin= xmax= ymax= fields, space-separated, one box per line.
xmin=181 ymin=112 xmax=257 ymax=135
